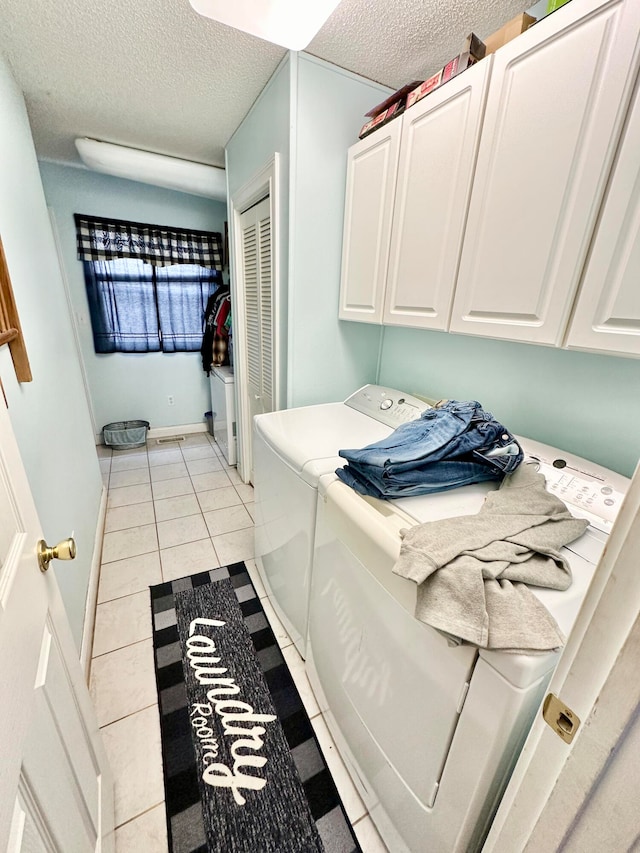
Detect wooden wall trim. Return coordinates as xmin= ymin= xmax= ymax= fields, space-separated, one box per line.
xmin=0 ymin=236 xmax=32 ymax=383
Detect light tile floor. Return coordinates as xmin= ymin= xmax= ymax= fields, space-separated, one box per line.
xmin=91 ymin=431 xmax=388 ymax=852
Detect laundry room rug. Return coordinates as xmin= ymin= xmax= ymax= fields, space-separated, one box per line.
xmin=150 ymin=562 xmax=361 ymax=853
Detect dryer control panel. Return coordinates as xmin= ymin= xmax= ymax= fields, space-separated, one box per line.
xmin=521 ymin=439 xmax=629 ymax=534
xmin=344 ymin=385 xmax=433 ymax=429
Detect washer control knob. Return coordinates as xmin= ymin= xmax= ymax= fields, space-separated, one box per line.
xmin=380 ymin=399 xmax=393 ymax=410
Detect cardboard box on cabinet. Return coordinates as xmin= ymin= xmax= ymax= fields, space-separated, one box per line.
xmin=484 ymin=13 xmax=536 ymax=55
xmin=406 ymin=51 xmax=477 ymax=109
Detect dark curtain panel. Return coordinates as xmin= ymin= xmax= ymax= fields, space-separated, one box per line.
xmin=155 ymin=264 xmax=221 ymax=352
xmin=84 ymin=259 xmax=161 ymax=353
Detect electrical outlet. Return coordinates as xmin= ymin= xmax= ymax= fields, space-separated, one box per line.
xmin=167 ymin=395 xmax=175 ymax=406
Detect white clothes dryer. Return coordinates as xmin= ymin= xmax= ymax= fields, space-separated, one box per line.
xmin=252 ymin=385 xmax=432 ymax=657
xmin=306 ymin=438 xmax=629 ymax=853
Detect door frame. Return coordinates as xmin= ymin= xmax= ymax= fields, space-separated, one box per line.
xmin=483 ymin=455 xmax=640 ymax=850
xmin=228 ymin=154 xmax=281 ymax=483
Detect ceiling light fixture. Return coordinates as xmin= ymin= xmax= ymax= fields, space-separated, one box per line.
xmin=74 ymin=138 xmax=227 ymax=201
xmin=189 ymin=0 xmax=342 ymax=51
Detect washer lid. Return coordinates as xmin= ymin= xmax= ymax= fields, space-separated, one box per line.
xmin=254 ymin=402 xmax=392 ymax=483
xmin=393 ymin=482 xmax=496 ymax=524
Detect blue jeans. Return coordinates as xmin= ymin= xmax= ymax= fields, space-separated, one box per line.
xmin=336 ymin=400 xmax=523 ymax=499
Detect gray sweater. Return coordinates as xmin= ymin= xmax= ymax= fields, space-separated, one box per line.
xmin=393 ymin=463 xmax=589 ymax=653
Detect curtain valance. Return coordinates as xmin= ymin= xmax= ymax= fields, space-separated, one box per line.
xmin=74 ymin=214 xmax=223 ymax=269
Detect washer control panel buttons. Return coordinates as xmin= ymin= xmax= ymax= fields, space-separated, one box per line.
xmin=345 ymin=385 xmax=432 ymax=428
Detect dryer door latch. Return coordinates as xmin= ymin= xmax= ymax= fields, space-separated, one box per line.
xmin=542 ymin=693 xmax=581 ymax=744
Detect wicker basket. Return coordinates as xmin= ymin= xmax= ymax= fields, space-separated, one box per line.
xmin=102 ymin=420 xmax=150 ymax=450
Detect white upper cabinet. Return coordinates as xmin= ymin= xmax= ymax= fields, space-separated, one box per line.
xmin=339 ymin=59 xmax=492 ymax=329
xmin=338 ymin=120 xmax=402 ymax=323
xmin=383 ymin=58 xmax=493 ymax=330
xmin=450 ymin=0 xmax=640 ymax=345
xmin=565 ymin=75 xmax=640 ymax=356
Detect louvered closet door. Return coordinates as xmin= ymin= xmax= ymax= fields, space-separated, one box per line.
xmin=259 ymin=210 xmax=273 ymax=414
xmin=240 ymin=197 xmax=273 ymax=475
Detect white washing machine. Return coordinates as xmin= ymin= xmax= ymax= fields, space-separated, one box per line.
xmin=306 ymin=438 xmax=629 ymax=853
xmin=252 ymin=385 xmax=432 ymax=658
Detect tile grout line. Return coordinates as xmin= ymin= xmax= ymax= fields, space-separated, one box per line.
xmin=98 ymin=700 xmax=158 ymax=732
xmin=100 ymin=443 xmax=185 ymax=844
xmin=114 ymin=800 xmax=166 ymax=832
xmin=101 ymin=540 xmax=159 ymax=566
xmin=91 ymin=634 xmax=153 ymax=661
xmin=92 ymin=631 xmax=154 ymax=660
xmin=160 ymin=451 xmax=215 ymax=581
xmin=179 ymin=440 xmax=242 ymax=572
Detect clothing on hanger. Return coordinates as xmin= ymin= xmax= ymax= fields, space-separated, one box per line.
xmin=200 ymin=285 xmax=231 ymax=374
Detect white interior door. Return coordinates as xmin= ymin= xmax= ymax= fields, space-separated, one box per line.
xmin=239 ymin=196 xmax=273 ymax=482
xmin=483 ymin=456 xmax=640 ymax=851
xmin=0 ymin=390 xmax=114 ymax=852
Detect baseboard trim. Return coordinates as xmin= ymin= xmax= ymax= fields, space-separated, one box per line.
xmin=80 ymin=484 xmax=107 ymax=681
xmin=147 ymin=423 xmax=208 ymax=440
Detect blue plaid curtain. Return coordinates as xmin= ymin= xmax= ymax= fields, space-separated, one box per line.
xmin=84 ymin=259 xmax=160 ymax=353
xmin=156 ymin=264 xmax=218 ymax=352
xmin=84 ymin=258 xmax=220 ymax=353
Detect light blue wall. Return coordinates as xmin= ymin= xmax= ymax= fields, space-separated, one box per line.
xmin=378 ymin=326 xmax=640 ymax=477
xmin=38 ymin=162 xmax=227 ymax=432
xmin=226 ymin=54 xmax=291 ymax=199
xmin=0 ymin=57 xmax=103 ymax=649
xmin=225 ymin=53 xmax=292 ymax=408
xmin=226 ymin=53 xmax=391 ymax=410
xmin=289 ymin=55 xmax=390 ymax=407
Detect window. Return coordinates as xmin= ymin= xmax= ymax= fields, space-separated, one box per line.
xmin=83 ymin=258 xmax=220 ymax=353
xmin=74 ymin=214 xmax=223 ymax=355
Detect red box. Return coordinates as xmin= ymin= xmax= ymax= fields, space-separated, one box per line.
xmin=364 ymin=81 xmax=422 ymax=118
xmin=358 ymin=101 xmax=404 ymax=139
xmin=406 ymin=70 xmax=443 ymax=109
xmin=406 ymin=52 xmax=476 ymax=110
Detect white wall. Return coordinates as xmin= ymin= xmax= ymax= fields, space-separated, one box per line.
xmin=0 ymin=56 xmax=103 ymax=649
xmin=39 ymin=161 xmax=227 ymax=433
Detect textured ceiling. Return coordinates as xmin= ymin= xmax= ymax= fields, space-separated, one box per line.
xmin=0 ymin=0 xmax=528 ymax=170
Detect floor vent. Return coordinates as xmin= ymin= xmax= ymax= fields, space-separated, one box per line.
xmin=156 ymin=435 xmax=186 ymax=444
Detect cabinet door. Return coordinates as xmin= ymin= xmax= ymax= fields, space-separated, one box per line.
xmin=565 ymin=77 xmax=640 ymax=357
xmin=450 ymin=0 xmax=640 ymax=345
xmin=338 ymin=121 xmax=401 ymax=324
xmin=383 ymin=57 xmax=492 ymax=330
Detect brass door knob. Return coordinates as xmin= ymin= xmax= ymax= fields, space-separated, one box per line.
xmin=37 ymin=537 xmax=77 ymax=572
